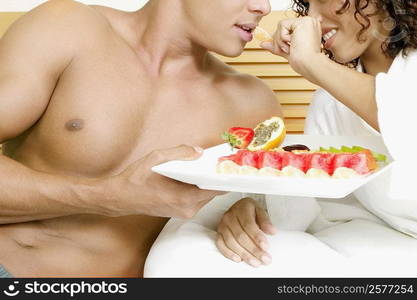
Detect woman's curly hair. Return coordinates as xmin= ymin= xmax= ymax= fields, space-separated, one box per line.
xmin=292 ymin=0 xmax=417 ymax=59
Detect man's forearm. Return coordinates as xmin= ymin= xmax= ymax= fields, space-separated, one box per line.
xmin=0 ymin=154 xmax=107 ymax=224
xmin=304 ymin=54 xmax=379 ymax=131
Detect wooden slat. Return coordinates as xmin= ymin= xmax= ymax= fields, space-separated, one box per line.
xmin=284 ymin=118 xmax=306 ymax=132
xmin=282 ymin=104 xmax=309 ymax=118
xmin=276 ymin=90 xmax=315 ymax=104
xmin=231 ymin=63 xmax=300 ymax=77
xmin=263 ymin=77 xmax=318 ymax=91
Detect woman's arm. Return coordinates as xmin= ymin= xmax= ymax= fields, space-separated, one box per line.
xmin=302 ymin=54 xmax=378 ymax=131
xmin=262 ymin=17 xmax=379 ymax=131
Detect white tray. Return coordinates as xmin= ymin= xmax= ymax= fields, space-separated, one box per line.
xmin=152 ymin=135 xmax=393 ymax=198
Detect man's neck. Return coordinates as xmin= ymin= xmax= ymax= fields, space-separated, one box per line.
xmin=131 ymin=0 xmax=209 ymax=77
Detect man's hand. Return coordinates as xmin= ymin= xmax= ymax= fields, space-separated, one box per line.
xmin=216 ymin=198 xmax=277 ymax=267
xmin=101 ymin=145 xmax=225 ymax=218
xmin=261 ymin=17 xmax=323 ymax=79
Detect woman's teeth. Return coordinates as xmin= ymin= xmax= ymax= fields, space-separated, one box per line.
xmin=323 ymin=29 xmax=337 ymax=42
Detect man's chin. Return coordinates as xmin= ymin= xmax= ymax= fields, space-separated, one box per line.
xmin=211 ymin=46 xmax=244 ymax=58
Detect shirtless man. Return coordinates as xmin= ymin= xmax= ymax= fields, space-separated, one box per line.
xmin=0 ymin=0 xmax=281 ymax=277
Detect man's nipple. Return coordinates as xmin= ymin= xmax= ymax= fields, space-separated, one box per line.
xmin=65 ymin=119 xmax=84 ymax=131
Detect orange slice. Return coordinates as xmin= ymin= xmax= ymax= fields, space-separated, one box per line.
xmin=254 ymin=27 xmax=273 ymax=42
xmin=247 ymin=116 xmax=286 ymax=151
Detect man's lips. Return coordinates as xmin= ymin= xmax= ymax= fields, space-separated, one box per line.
xmin=234 ymin=23 xmax=257 ymax=42
xmin=234 ymin=25 xmax=253 ymax=42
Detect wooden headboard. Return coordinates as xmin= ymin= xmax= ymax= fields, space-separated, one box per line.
xmin=0 ymin=11 xmax=317 ymax=133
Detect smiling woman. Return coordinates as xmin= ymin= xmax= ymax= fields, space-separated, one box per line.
xmin=293 ymin=0 xmax=417 ymax=64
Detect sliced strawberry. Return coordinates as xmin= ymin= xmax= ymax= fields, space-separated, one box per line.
xmin=222 ymin=127 xmax=254 ymax=149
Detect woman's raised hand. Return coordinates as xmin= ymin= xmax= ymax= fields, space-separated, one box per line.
xmin=261 ymin=17 xmax=323 ymax=76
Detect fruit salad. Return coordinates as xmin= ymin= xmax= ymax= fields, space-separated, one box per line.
xmin=218 ymin=117 xmax=387 ymax=179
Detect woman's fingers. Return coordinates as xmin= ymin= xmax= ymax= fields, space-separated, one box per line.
xmin=220 ymin=225 xmax=268 ymax=267
xmin=237 ymin=207 xmax=271 ymax=251
xmin=215 ymin=198 xmax=274 ymax=267
xmin=226 ymin=211 xmax=272 ymax=266
xmin=216 ymin=233 xmax=242 ymax=263
xmin=260 ymin=41 xmax=289 ymax=59
xmin=260 ymin=19 xmax=297 ymax=57
xmin=255 ymin=206 xmax=278 ymax=236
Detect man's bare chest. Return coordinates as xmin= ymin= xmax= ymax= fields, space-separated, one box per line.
xmin=13 ymin=57 xmax=232 ymax=177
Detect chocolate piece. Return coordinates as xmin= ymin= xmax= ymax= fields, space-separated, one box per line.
xmin=282 ymin=144 xmax=310 ymax=152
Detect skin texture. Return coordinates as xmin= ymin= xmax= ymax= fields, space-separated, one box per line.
xmin=0 ymin=0 xmax=280 ymax=277
xmin=218 ymin=0 xmax=401 ymax=267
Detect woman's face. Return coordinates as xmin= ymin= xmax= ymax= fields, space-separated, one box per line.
xmin=181 ymin=0 xmax=271 ymax=57
xmin=306 ymin=0 xmax=389 ymax=63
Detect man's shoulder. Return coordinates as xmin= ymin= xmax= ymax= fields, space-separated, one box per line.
xmin=209 ymin=55 xmax=282 ymax=125
xmin=14 ymin=0 xmax=112 ymax=42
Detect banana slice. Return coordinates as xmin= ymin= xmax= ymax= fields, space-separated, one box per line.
xmin=238 ymin=165 xmax=259 ymax=175
xmin=332 ymin=167 xmax=360 ymax=179
xmin=306 ymin=168 xmax=331 ymax=179
xmin=259 ymin=167 xmax=282 ymax=177
xmin=216 ymin=160 xmax=240 ymax=174
xmin=281 ymin=166 xmax=305 ymax=178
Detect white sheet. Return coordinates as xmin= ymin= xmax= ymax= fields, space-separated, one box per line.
xmin=145 ymin=193 xmax=417 ymax=277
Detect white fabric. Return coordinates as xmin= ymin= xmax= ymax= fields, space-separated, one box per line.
xmin=375 ymin=51 xmax=417 ymax=201
xmin=302 ymin=51 xmax=417 ymax=238
xmin=145 ymin=194 xmax=417 ymax=277
xmin=144 ymin=51 xmax=417 ymax=277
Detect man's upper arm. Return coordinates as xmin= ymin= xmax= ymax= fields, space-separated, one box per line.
xmin=0 ymin=1 xmax=89 ymax=142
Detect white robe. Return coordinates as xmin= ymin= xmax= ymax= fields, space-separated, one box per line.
xmin=144 ymin=51 xmax=417 ymax=277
